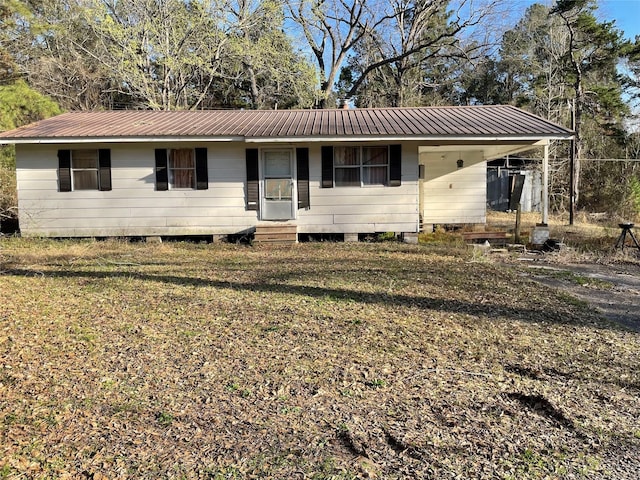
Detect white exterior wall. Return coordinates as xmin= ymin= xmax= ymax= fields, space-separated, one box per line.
xmin=297 ymin=143 xmax=419 ymax=234
xmin=16 ymin=141 xmax=420 ymax=237
xmin=17 ymin=143 xmax=256 ymax=237
xmin=420 ymin=150 xmax=486 ymax=225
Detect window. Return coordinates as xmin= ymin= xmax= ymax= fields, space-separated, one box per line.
xmin=72 ymin=149 xmax=99 ymax=190
xmin=155 ymin=148 xmax=208 ymax=191
xmin=169 ymin=149 xmax=195 ymax=189
xmin=334 ymin=146 xmax=389 ymax=187
xmin=58 ymin=149 xmax=111 ymax=192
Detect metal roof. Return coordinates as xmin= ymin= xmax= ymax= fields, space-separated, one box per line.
xmin=0 ymin=105 xmax=573 ymax=143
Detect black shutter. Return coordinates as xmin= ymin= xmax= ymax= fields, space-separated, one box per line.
xmin=98 ymin=149 xmax=112 ymax=191
xmin=296 ymin=147 xmax=310 ymax=209
xmin=321 ymin=146 xmax=333 ymax=188
xmin=58 ymin=150 xmax=72 ymax=192
xmin=195 ymin=147 xmax=208 ymax=190
xmin=246 ymin=148 xmax=259 ymax=211
xmin=389 ymin=144 xmax=402 ymax=187
xmin=155 ymin=149 xmax=168 ymax=191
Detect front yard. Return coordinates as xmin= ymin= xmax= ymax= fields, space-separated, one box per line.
xmin=1 ymin=239 xmax=638 ymax=478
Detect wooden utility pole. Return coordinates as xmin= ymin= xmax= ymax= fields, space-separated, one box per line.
xmin=569 ymin=98 xmax=576 ymax=226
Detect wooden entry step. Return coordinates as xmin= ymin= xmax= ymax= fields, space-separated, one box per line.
xmin=254 ymin=223 xmax=298 ymax=244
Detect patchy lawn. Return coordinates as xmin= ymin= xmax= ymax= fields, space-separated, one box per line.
xmin=0 ymin=239 xmax=638 ymax=479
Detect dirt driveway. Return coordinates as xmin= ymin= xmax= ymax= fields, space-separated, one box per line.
xmin=516 ymin=255 xmax=640 ymax=332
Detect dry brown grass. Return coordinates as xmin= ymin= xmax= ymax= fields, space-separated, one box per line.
xmin=1 ymin=238 xmax=639 ymax=479
xmin=486 ymin=210 xmax=640 ymax=264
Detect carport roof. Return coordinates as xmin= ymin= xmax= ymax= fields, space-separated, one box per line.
xmin=0 ymin=105 xmax=573 ymax=144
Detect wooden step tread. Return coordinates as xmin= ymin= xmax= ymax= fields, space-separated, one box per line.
xmin=254 ymin=224 xmax=298 ymax=244
xmin=254 ymin=233 xmax=298 ymax=241
xmin=255 ymin=225 xmax=297 ymax=232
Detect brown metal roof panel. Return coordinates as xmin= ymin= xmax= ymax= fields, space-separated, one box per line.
xmin=477 ymin=106 xmax=521 ymax=134
xmin=337 ymin=110 xmax=348 ymax=136
xmin=345 ymin=110 xmax=361 ymax=135
xmin=369 ymin=110 xmax=389 ymax=135
xmin=240 ymin=111 xmax=267 ymax=135
xmin=428 ymin=108 xmax=458 ymax=135
xmin=392 ymin=109 xmax=421 ymax=135
xmin=456 ymin=108 xmax=489 ymax=134
xmin=319 ymin=111 xmax=329 ymax=136
xmin=217 ymin=110 xmax=250 ymax=136
xmin=254 ymin=110 xmax=287 ymax=136
xmin=0 ymin=105 xmax=573 ymax=141
xmin=487 ymin=106 xmax=554 ymax=135
xmin=274 ymin=110 xmax=299 ymax=136
xmin=365 ymin=110 xmax=379 ymax=135
xmin=343 ymin=109 xmax=357 ymax=135
xmin=378 ymin=109 xmax=407 ymax=135
xmin=394 ymin=109 xmax=422 ymax=134
xmin=427 ymin=108 xmax=461 ymax=135
xmin=517 ymin=107 xmax=570 ymax=134
xmin=293 ymin=110 xmax=312 ymax=136
xmin=409 ymin=108 xmax=441 ymax=135
xmin=451 ymin=108 xmax=490 ymax=135
xmin=328 ymin=110 xmax=338 ymax=136
xmin=355 ymin=110 xmax=369 ymax=135
xmin=503 ymin=107 xmax=545 ymax=134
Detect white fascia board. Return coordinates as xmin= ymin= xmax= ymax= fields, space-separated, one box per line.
xmin=245 ymin=134 xmax=573 ymax=143
xmin=0 ymin=136 xmax=245 ymax=145
xmin=483 ymin=142 xmax=550 ymax=161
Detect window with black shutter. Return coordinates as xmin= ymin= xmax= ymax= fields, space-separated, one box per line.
xmin=58 ymin=149 xmax=112 ymax=191
xmin=155 ymin=148 xmax=208 ymax=190
xmin=246 ymin=148 xmax=259 ymax=210
xmin=155 ymin=149 xmax=169 ymax=191
xmin=324 ymin=145 xmax=400 ymax=187
xmin=321 ymin=146 xmax=333 ymax=188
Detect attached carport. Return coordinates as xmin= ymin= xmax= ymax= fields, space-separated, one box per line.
xmin=417 ymin=123 xmax=572 ymax=230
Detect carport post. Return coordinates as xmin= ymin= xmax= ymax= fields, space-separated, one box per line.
xmin=542 ymin=143 xmax=549 ymax=225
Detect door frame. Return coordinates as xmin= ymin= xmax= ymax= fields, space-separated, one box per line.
xmin=260 ymin=148 xmax=297 ymax=221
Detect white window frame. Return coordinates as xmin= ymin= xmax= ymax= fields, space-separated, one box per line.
xmin=71 ymin=149 xmax=99 ymax=190
xmin=334 ymin=145 xmax=390 ymax=187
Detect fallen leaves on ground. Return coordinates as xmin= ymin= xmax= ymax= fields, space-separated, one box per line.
xmin=0 ymin=239 xmax=638 ymax=479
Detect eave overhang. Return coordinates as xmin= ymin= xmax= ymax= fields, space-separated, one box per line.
xmin=0 ymin=133 xmax=573 ymax=145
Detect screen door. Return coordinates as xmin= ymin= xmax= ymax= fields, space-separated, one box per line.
xmin=262 ymin=149 xmax=295 ymax=220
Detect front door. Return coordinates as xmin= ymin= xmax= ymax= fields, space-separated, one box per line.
xmin=261 ymin=149 xmax=295 ymax=220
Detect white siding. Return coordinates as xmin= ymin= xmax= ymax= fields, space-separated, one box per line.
xmin=296 ymin=143 xmax=419 ymax=234
xmin=16 ymin=143 xmax=256 ymax=237
xmin=420 ymin=151 xmax=486 ymax=225
xmin=16 ymin=141 xmax=420 ymax=237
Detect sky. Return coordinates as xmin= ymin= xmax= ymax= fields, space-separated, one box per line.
xmin=513 ymin=0 xmax=640 ymax=40
xmin=598 ymin=0 xmax=640 ymax=40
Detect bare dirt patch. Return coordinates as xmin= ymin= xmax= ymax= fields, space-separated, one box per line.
xmin=521 ymin=259 xmax=640 ymax=332
xmin=487 ymin=209 xmax=640 ymax=330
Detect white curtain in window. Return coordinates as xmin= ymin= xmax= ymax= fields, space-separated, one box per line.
xmin=334 ymin=146 xmax=360 ymax=186
xmin=72 ymin=150 xmax=98 ymax=189
xmin=362 ymin=166 xmax=387 ymax=185
xmin=362 ymin=147 xmax=388 ymax=185
xmin=334 ymin=147 xmax=359 ymax=166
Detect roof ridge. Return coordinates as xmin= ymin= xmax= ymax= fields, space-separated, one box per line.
xmin=55 ymin=105 xmax=517 ymax=114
